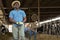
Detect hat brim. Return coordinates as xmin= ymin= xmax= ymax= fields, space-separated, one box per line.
xmin=12 ymin=1 xmax=21 ymax=7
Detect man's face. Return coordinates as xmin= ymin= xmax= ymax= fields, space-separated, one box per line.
xmin=14 ymin=2 xmax=20 ymax=9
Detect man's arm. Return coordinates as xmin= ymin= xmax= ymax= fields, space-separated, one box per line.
xmin=9 ymin=17 xmax=16 ymax=24
xmin=23 ymin=17 xmax=27 ymax=23
xmin=9 ymin=11 xmax=16 ymax=23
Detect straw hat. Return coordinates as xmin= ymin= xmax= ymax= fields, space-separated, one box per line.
xmin=11 ymin=1 xmax=21 ymax=7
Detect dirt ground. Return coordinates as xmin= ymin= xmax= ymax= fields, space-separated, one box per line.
xmin=0 ymin=33 xmax=60 ymax=40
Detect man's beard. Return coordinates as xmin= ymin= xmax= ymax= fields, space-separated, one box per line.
xmin=14 ymin=6 xmax=20 ymax=9
xmin=14 ymin=7 xmax=19 ymax=9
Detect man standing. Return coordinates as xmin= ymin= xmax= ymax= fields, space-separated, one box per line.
xmin=9 ymin=1 xmax=26 ymax=40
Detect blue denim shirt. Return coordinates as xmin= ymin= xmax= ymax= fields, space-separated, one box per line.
xmin=9 ymin=9 xmax=26 ymax=22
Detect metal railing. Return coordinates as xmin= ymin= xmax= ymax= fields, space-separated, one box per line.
xmin=38 ymin=20 xmax=60 ymax=40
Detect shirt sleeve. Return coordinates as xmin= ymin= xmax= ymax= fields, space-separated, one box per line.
xmin=9 ymin=11 xmax=14 ymax=18
xmin=22 ymin=11 xmax=26 ymax=18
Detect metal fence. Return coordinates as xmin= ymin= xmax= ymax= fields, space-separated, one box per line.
xmin=38 ymin=20 xmax=60 ymax=40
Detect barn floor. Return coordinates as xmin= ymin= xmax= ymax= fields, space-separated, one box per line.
xmin=0 ymin=33 xmax=60 ymax=40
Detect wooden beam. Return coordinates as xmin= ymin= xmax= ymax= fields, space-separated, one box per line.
xmin=38 ymin=0 xmax=40 ymax=22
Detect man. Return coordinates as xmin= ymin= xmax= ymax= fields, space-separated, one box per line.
xmin=9 ymin=1 xmax=26 ymax=40
xmin=24 ymin=23 xmax=37 ymax=40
